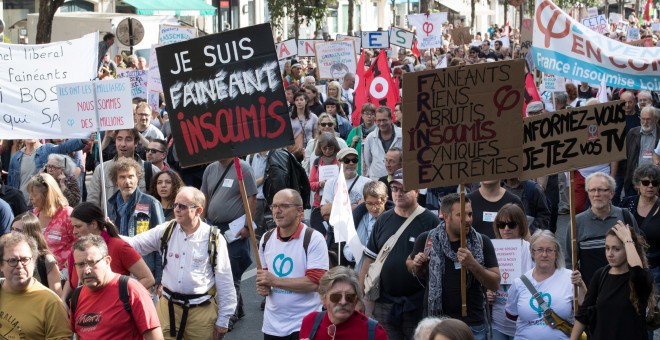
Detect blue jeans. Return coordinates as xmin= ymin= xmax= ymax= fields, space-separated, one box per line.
xmin=491 ymin=328 xmax=514 ymax=340
xmin=470 ymin=323 xmax=487 ymax=340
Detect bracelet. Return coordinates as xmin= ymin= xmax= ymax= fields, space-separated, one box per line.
xmin=625 ymin=240 xmax=634 ymax=244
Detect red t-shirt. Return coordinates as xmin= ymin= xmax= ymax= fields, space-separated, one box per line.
xmin=70 ymin=275 xmax=160 ymax=339
xmin=69 ymin=235 xmax=142 ymax=288
xmin=299 ymin=311 xmax=388 ymax=340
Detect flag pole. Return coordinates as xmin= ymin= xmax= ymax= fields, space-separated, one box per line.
xmin=233 ymin=156 xmax=262 ymax=269
xmin=569 ymin=171 xmax=579 ymax=314
xmin=460 ymin=183 xmax=467 ymax=317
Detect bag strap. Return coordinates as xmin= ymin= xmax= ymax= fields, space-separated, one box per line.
xmin=209 ymin=165 xmax=232 ymax=201
xmin=375 ymin=205 xmax=425 ymax=264
xmin=367 ymin=317 xmax=378 ymax=340
xmin=159 ymin=220 xmax=179 ymax=269
xmin=261 ymin=226 xmax=313 ymax=261
xmin=143 ymin=161 xmax=153 ymax=192
xmin=347 ymin=175 xmax=359 ymax=196
xmin=308 ymin=311 xmax=326 ymax=340
xmin=622 ymin=207 xmax=634 ymax=228
xmin=70 ymin=285 xmax=82 ymax=318
xmin=520 ymin=275 xmax=549 ymax=312
xmin=119 ymin=275 xmax=132 ymax=314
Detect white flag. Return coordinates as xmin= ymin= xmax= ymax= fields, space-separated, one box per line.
xmin=329 ymin=164 xmax=363 ymax=264
xmin=597 ymin=78 xmax=608 ymax=103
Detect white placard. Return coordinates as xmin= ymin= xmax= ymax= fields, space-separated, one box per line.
xmin=298 ymin=39 xmax=323 ymax=57
xmin=315 ymin=40 xmax=358 ymax=79
xmin=0 ymin=32 xmax=98 ymax=139
xmin=275 ymin=39 xmax=298 ymax=60
xmin=582 ymin=15 xmax=609 ymax=34
xmin=336 ymin=34 xmax=362 ymax=54
xmin=542 ymin=73 xmax=565 ymax=92
xmin=627 ymin=27 xmax=640 ymax=41
xmin=609 ymin=12 xmax=622 ymax=24
xmin=147 ymin=44 xmax=162 ymax=114
xmin=617 ymin=20 xmax=629 ymax=34
xmin=491 ymin=239 xmax=522 ymax=285
xmin=587 ymin=7 xmax=598 ymax=18
xmin=389 ymin=27 xmax=415 ymax=49
xmin=498 ymin=36 xmax=510 ymax=48
xmin=407 ymin=13 xmax=448 ymax=49
xmin=653 ymin=23 xmax=660 ymax=32
xmin=116 ymin=68 xmax=147 ymax=99
xmin=319 ymin=164 xmax=340 ymax=182
xmin=57 ymin=78 xmax=134 ymax=134
xmin=361 ymin=31 xmax=389 ymax=49
xmin=159 ymin=24 xmax=197 ymax=45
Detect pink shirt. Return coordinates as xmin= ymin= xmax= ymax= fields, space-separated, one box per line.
xmin=37 ymin=206 xmax=75 ymax=269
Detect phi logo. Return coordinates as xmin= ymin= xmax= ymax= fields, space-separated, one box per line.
xmin=536 ymin=0 xmax=571 ymax=48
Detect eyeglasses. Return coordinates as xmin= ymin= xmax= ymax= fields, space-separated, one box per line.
xmin=320 ymin=123 xmax=334 ymax=128
xmin=173 ymin=202 xmax=198 ymax=211
xmin=3 ymin=257 xmax=31 ymax=267
xmin=342 ymin=158 xmax=359 ymax=164
xmin=269 ymin=203 xmax=302 ymax=211
xmin=363 ymin=111 xmax=376 ymax=116
xmin=587 ymin=188 xmax=610 ymax=194
xmin=45 ymin=164 xmax=61 ymax=170
xmin=532 ymin=248 xmax=556 ymax=255
xmin=328 ymin=292 xmax=358 ymax=304
xmin=146 ymin=148 xmax=165 ymax=154
xmin=390 ymin=185 xmax=409 ymax=193
xmin=73 ymin=257 xmax=104 ymax=269
xmin=641 ymin=179 xmax=660 ymax=187
xmin=322 ymin=146 xmax=335 ymax=151
xmin=496 ymin=221 xmax=518 ymax=229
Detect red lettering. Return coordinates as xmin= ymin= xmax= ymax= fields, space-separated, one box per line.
xmin=178 ymin=112 xmax=195 ymax=156
xmin=266 ymin=99 xmax=286 ymax=138
xmin=216 ymin=108 xmax=232 ymax=144
xmin=608 ymin=56 xmax=626 ymax=68
xmin=259 ymin=96 xmax=267 ymax=135
xmin=279 ymin=43 xmax=291 ymax=57
xmin=199 ymin=111 xmax=217 ymax=148
xmin=585 ymin=40 xmax=601 ymax=62
xmin=571 ymin=35 xmax=584 ymax=56
xmin=188 ymin=115 xmax=208 ymax=151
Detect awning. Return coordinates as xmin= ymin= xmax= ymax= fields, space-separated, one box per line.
xmin=121 ymin=0 xmax=217 ymax=16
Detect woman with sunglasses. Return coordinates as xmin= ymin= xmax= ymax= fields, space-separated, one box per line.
xmin=303 ymin=114 xmax=348 ymax=173
xmin=11 ymin=212 xmax=63 ymax=296
xmin=308 ymin=133 xmax=341 ymax=209
xmin=488 ymin=204 xmax=533 ymax=340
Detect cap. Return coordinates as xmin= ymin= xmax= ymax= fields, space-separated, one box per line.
xmin=526 ymin=101 xmax=544 ymax=115
xmin=391 ymin=168 xmax=404 ymax=184
xmin=337 ymin=148 xmax=358 ymax=160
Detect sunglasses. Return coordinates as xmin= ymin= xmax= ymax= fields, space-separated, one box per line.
xmin=146 ymin=148 xmax=165 ymax=154
xmin=342 ymin=158 xmax=359 ymax=164
xmin=328 ymin=292 xmax=358 ymax=304
xmin=641 ymin=179 xmax=660 ymax=187
xmin=496 ymin=221 xmax=518 ymax=229
xmin=320 ymin=123 xmax=334 ymax=128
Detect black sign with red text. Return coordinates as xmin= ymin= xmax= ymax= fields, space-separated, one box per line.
xmin=157 ymin=23 xmax=293 ymax=167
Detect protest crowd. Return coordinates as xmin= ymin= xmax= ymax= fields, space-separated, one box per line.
xmin=4 ymin=2 xmax=660 ymax=340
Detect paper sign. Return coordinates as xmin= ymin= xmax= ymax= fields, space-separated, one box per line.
xmin=315 ymin=40 xmax=358 ymax=79
xmin=298 ymin=39 xmax=323 ymax=57
xmin=0 ymin=32 xmax=98 ymax=139
xmin=147 ymin=44 xmax=162 ymax=114
xmin=159 ymin=24 xmax=197 ymax=45
xmin=275 ymin=39 xmax=297 ymax=60
xmin=617 ymin=20 xmax=629 ymax=34
xmin=542 ymin=73 xmax=565 ymax=92
xmin=653 ymin=23 xmax=660 ymax=32
xmin=389 ymin=27 xmax=415 ymax=49
xmin=609 ymin=12 xmax=622 ymax=24
xmin=57 ymin=78 xmax=134 ymax=133
xmin=520 ymin=18 xmax=533 ymax=57
xmin=156 ymin=23 xmax=294 ymax=167
xmin=627 ymin=27 xmax=640 ymax=41
xmin=587 ymin=7 xmax=598 ymax=18
xmin=337 ymin=34 xmax=362 ymax=54
xmin=492 ymin=239 xmax=523 ymax=284
xmin=361 ymin=31 xmax=389 ymax=49
xmin=116 ymin=69 xmax=147 ymax=99
xmin=582 ymin=15 xmax=609 ymax=34
xmin=521 ymin=101 xmax=627 ymax=179
xmin=450 ymin=27 xmax=472 ymax=45
xmin=319 ymin=164 xmax=340 ymax=182
xmin=401 ymin=60 xmax=525 ymax=189
xmin=498 ymin=36 xmax=510 ymax=48
xmin=407 ymin=13 xmax=448 ymax=49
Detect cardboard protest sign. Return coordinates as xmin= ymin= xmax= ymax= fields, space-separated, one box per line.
xmin=521 ymin=101 xmax=626 ymax=179
xmin=361 ymin=31 xmax=389 ymax=49
xmin=582 ymin=15 xmax=609 ymax=34
xmin=627 ymin=27 xmax=641 ymax=41
xmin=156 ymin=23 xmax=293 ymax=167
xmin=533 ymin=0 xmax=660 ymax=90
xmin=57 ymin=78 xmax=134 ymax=134
xmin=298 ymin=39 xmax=323 ymax=57
xmin=159 ymin=24 xmax=197 ymax=45
xmin=147 ymin=44 xmax=162 ymax=114
xmin=315 ymin=40 xmax=357 ymax=79
xmin=275 ymin=39 xmax=297 ymax=60
xmin=389 ymin=27 xmax=415 ymax=49
xmin=0 ymin=32 xmax=97 ymax=139
xmin=336 ymin=34 xmax=362 ymax=54
xmin=492 ymin=239 xmax=523 ymax=284
xmin=520 ymin=18 xmax=533 ymax=57
xmin=116 ymin=69 xmax=147 ymax=99
xmin=407 ymin=13 xmax=448 ymax=49
xmin=450 ymin=27 xmax=472 ymax=45
xmin=542 ymin=73 xmax=565 ymax=92
xmin=401 ymin=60 xmax=525 ymax=190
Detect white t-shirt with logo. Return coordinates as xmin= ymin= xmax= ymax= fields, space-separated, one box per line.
xmin=259 ymin=224 xmax=329 ymax=337
xmin=505 ymin=267 xmax=574 ymax=340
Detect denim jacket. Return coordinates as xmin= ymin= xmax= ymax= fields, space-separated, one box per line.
xmin=108 ymin=188 xmax=164 ymax=283
xmin=8 ymin=139 xmax=86 ymax=189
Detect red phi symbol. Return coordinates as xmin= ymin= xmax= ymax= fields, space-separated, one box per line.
xmin=502 ymin=271 xmax=510 ymax=283
xmin=422 ymin=22 xmax=434 ymax=37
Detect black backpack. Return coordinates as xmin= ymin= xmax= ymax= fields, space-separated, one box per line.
xmin=263 ymin=149 xmax=311 ymax=209
xmin=70 ymin=275 xmax=132 ymax=319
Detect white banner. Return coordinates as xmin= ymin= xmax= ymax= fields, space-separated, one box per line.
xmin=0 ymin=32 xmax=98 ymax=139
xmin=116 ymin=68 xmax=147 ymax=99
xmin=533 ymin=0 xmax=660 ymax=90
xmin=159 ymin=24 xmax=197 ymax=45
xmin=57 ymin=78 xmax=134 ymax=134
xmin=407 ymin=13 xmax=448 ymax=49
xmin=315 ymin=41 xmax=357 ymax=79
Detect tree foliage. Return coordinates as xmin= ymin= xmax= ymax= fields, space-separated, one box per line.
xmin=551 ymin=0 xmax=601 ymax=10
xmin=268 ymin=0 xmax=327 ymax=38
xmin=36 ymin=0 xmax=65 ymax=44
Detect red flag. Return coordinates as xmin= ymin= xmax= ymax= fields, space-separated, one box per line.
xmin=644 ymin=0 xmax=653 ymax=22
xmin=503 ymin=22 xmax=511 ymax=36
xmin=411 ymin=40 xmax=421 ymax=58
xmin=351 ymin=51 xmax=368 ymax=127
xmin=523 ymin=73 xmax=541 ymax=117
xmin=364 ymin=52 xmax=399 ymax=116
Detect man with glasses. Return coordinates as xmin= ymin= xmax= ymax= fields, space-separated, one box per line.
xmin=566 ymin=172 xmax=640 ymax=285
xmin=407 ymin=194 xmax=500 ymax=340
xmin=146 ymin=139 xmax=170 ymax=171
xmin=135 ymin=102 xmax=165 ymax=142
xmin=122 ymin=186 xmax=237 ymax=339
xmin=69 ymin=235 xmax=162 ymax=339
xmin=363 ymin=106 xmax=403 ymax=179
xmin=257 ymin=188 xmax=329 ymax=340
xmin=625 ymin=106 xmax=660 ymax=194
xmin=320 ymin=148 xmax=371 ymax=220
xmin=359 ymin=168 xmax=440 ymax=339
xmin=0 ymin=232 xmax=71 ymax=338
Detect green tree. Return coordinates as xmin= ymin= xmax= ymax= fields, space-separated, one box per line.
xmin=36 ymin=0 xmax=65 ymax=43
xmin=268 ymin=0 xmax=327 ymax=38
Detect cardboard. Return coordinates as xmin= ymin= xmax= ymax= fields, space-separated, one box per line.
xmin=520 ymin=18 xmax=533 ymax=58
xmin=450 ymin=27 xmax=472 ymax=45
xmin=627 ymin=27 xmax=641 ymax=41
xmin=336 ymin=34 xmax=362 ymax=54
xmin=521 ymin=101 xmax=627 ymax=179
xmin=582 ymin=15 xmax=609 ymax=34
xmin=156 ymin=23 xmax=294 ymax=167
xmin=315 ymin=40 xmax=358 ymax=79
xmin=407 ymin=13 xmax=448 ymax=49
xmin=401 ymin=60 xmax=525 ymax=189
xmin=542 ymin=73 xmax=565 ymax=92
xmin=116 ymin=69 xmax=147 ymax=99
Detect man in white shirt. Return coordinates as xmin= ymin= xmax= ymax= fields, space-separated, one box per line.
xmin=363 ymin=106 xmax=403 ymax=179
xmin=320 ymin=148 xmax=371 ymax=220
xmin=122 ymin=187 xmax=236 ymax=340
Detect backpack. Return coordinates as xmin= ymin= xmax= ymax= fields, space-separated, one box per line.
xmin=160 ymin=219 xmax=220 ymax=273
xmin=261 ymin=226 xmax=337 ymax=268
xmin=263 ymin=149 xmax=311 ymax=209
xmin=70 ymin=275 xmax=132 ymax=319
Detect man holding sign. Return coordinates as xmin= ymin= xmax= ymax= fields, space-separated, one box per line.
xmin=407 ymin=193 xmax=500 ymax=340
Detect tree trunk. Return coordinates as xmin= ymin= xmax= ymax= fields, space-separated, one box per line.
xmin=635 ymin=0 xmax=640 ymax=20
xmin=504 ymin=0 xmax=509 ymax=25
xmin=421 ymin=0 xmax=431 ymax=13
xmin=471 ymin=0 xmax=476 ymax=33
xmin=36 ymin=0 xmax=65 ymax=44
xmin=294 ymin=0 xmax=300 ymax=39
xmin=348 ymin=0 xmax=354 ymax=34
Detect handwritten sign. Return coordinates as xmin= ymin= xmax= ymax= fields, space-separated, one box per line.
xmin=361 ymin=31 xmax=389 ymax=49
xmin=315 ymin=40 xmax=357 ymax=80
xmin=336 ymin=34 xmax=362 ymax=54
xmin=298 ymin=39 xmax=323 ymax=57
xmin=491 ymin=239 xmax=523 ymax=284
xmin=401 ymin=60 xmax=525 ymax=190
xmin=57 ymin=78 xmax=134 ymax=133
xmin=159 ymin=24 xmax=197 ymax=45
xmin=116 ymin=69 xmax=147 ymax=99
xmin=275 ymin=39 xmax=297 ymax=60
xmin=147 ymin=44 xmax=162 ymax=114
xmin=609 ymin=12 xmax=622 ymax=24
xmin=407 ymin=13 xmax=448 ymax=49
xmin=450 ymin=27 xmax=472 ymax=45
xmin=319 ymin=164 xmax=340 ymax=182
xmin=389 ymin=27 xmax=415 ymax=49
xmin=156 ymin=23 xmax=293 ymax=167
xmin=0 ymin=32 xmax=97 ymax=138
xmin=520 ymin=18 xmax=533 ymax=58
xmin=582 ymin=15 xmax=609 ymax=34
xmin=521 ymin=101 xmax=626 ymax=179
xmin=627 ymin=27 xmax=640 ymax=41
xmin=542 ymin=73 xmax=565 ymax=92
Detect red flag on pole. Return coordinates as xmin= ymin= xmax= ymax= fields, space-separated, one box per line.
xmin=411 ymin=40 xmax=421 ymax=58
xmin=351 ymin=51 xmax=368 ymax=127
xmin=364 ymin=52 xmax=399 ymax=116
xmin=644 ymin=0 xmax=653 ymax=22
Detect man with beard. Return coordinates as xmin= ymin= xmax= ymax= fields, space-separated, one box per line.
xmin=69 ymin=235 xmax=162 ymax=339
xmin=625 ymin=106 xmax=660 ymax=194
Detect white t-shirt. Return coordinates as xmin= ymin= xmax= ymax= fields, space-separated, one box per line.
xmin=322 ymin=174 xmax=371 ymax=206
xmin=491 ymin=240 xmax=533 ymax=336
xmin=505 ymin=267 xmax=574 ymax=340
xmin=259 ymin=224 xmax=329 ymax=337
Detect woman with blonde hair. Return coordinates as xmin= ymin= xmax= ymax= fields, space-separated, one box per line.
xmin=326 ymin=81 xmax=350 ymax=117
xmin=27 ymin=173 xmax=75 ymax=278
